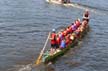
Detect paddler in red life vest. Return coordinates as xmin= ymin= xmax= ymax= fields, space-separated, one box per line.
xmin=50 ymin=29 xmax=57 ymax=55
xmin=67 ymin=26 xmax=72 ymax=34
xmin=65 ymin=34 xmax=71 ymax=46
xmin=63 ymin=28 xmax=68 ymax=36
xmin=83 ymin=9 xmax=90 ymax=22
xmin=56 ymin=34 xmax=61 ymax=48
xmin=74 ymin=27 xmax=81 ymax=38
xmin=68 ymin=25 xmax=73 ymax=33
xmin=75 ymin=18 xmax=81 ymax=28
xmin=68 ymin=24 xmax=74 ymax=33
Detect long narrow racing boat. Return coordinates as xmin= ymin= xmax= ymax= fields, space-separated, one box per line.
xmin=46 ymin=0 xmax=75 ymax=6
xmin=42 ymin=20 xmax=90 ymax=64
xmin=46 ymin=0 xmax=63 ymax=4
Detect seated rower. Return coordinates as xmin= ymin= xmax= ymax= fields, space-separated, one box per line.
xmin=60 ymin=38 xmax=66 ymax=49
xmin=56 ymin=34 xmax=61 ymax=48
xmin=66 ymin=26 xmax=70 ymax=34
xmin=70 ymin=33 xmax=76 ymax=41
xmin=63 ymin=28 xmax=68 ymax=36
xmin=75 ymin=18 xmax=81 ymax=28
xmin=65 ymin=34 xmax=71 ymax=46
xmin=72 ymin=23 xmax=77 ymax=31
xmin=67 ymin=24 xmax=73 ymax=33
xmin=68 ymin=25 xmax=73 ymax=33
xmin=83 ymin=9 xmax=90 ymax=22
xmin=58 ymin=31 xmax=64 ymax=40
xmin=60 ymin=30 xmax=65 ymax=39
xmin=74 ymin=27 xmax=81 ymax=38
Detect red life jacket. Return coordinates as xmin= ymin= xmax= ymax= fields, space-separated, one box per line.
xmin=56 ymin=36 xmax=61 ymax=45
xmin=65 ymin=35 xmax=70 ymax=46
xmin=75 ymin=21 xmax=81 ymax=28
xmin=63 ymin=30 xmax=67 ymax=36
xmin=51 ymin=33 xmax=56 ymax=44
xmin=66 ymin=28 xmax=69 ymax=34
xmin=69 ymin=26 xmax=73 ymax=33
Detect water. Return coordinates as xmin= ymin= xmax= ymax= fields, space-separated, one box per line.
xmin=0 ymin=0 xmax=108 ymax=71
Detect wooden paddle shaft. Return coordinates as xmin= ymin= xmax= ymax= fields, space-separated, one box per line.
xmin=36 ymin=32 xmax=50 ymax=65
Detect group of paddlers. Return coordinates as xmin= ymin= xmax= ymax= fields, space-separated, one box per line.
xmin=49 ymin=10 xmax=89 ymax=55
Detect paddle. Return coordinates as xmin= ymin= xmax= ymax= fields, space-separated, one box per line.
xmin=35 ymin=32 xmax=50 ymax=65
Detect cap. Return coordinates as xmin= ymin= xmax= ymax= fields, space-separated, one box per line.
xmin=52 ymin=29 xmax=55 ymax=32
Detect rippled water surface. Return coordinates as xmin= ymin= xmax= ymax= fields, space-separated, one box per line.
xmin=0 ymin=0 xmax=108 ymax=71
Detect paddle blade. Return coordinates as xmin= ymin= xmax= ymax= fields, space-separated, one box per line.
xmin=35 ymin=54 xmax=42 ymax=65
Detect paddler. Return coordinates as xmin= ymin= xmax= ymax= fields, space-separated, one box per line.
xmin=60 ymin=38 xmax=66 ymax=50
xmin=72 ymin=23 xmax=77 ymax=31
xmin=50 ymin=29 xmax=57 ymax=55
xmin=58 ymin=30 xmax=63 ymax=40
xmin=66 ymin=26 xmax=71 ymax=34
xmin=63 ymin=28 xmax=67 ymax=36
xmin=68 ymin=25 xmax=73 ymax=33
xmin=75 ymin=18 xmax=81 ymax=28
xmin=83 ymin=9 xmax=90 ymax=22
xmin=68 ymin=24 xmax=74 ymax=33
xmin=56 ymin=34 xmax=61 ymax=48
xmin=74 ymin=27 xmax=81 ymax=38
xmin=70 ymin=33 xmax=76 ymax=42
xmin=65 ymin=34 xmax=71 ymax=46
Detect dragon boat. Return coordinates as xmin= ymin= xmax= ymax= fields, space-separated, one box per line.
xmin=42 ymin=21 xmax=89 ymax=64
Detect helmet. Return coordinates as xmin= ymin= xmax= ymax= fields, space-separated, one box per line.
xmin=52 ymin=29 xmax=55 ymax=32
